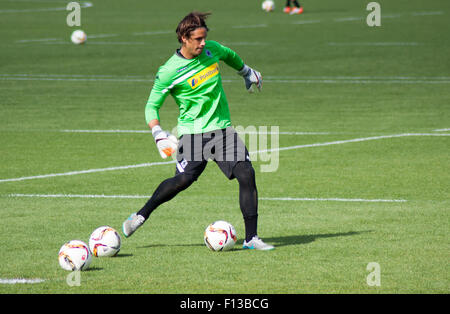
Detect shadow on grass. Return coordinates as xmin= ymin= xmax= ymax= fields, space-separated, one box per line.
xmin=259 ymin=230 xmax=373 ymax=248
xmin=114 ymin=253 xmax=134 ymax=258
xmin=137 ymin=231 xmax=371 ymax=250
xmin=85 ymin=267 xmax=104 ymax=272
xmin=138 ymin=243 xmax=204 ymax=249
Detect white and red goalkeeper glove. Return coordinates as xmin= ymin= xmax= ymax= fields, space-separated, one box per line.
xmin=151 ymin=125 xmax=178 ymax=159
xmin=238 ymin=64 xmax=262 ymax=93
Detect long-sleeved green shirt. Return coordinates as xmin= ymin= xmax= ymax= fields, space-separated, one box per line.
xmin=145 ymin=40 xmax=244 ymax=136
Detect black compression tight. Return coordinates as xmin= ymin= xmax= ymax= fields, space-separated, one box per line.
xmin=232 ymin=162 xmax=259 ymax=241
xmin=137 ymin=173 xmax=196 ymax=219
xmin=286 ymin=0 xmax=301 ymax=7
xmin=137 ymin=162 xmax=259 ymax=241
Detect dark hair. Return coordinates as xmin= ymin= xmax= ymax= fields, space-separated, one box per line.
xmin=176 ymin=11 xmax=211 ymax=43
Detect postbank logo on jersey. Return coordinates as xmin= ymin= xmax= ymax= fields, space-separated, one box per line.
xmin=188 ymin=62 xmax=219 ymax=89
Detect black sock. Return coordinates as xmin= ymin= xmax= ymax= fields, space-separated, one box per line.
xmin=232 ymin=162 xmax=259 ymax=242
xmin=244 ymin=215 xmax=258 ymax=242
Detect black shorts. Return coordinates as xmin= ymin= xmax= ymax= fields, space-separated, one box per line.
xmin=175 ymin=127 xmax=251 ymax=180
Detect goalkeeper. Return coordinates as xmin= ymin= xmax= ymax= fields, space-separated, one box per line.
xmin=123 ymin=12 xmax=274 ymax=250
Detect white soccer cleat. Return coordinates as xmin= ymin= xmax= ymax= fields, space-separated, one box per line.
xmin=122 ymin=213 xmax=145 ymax=238
xmin=242 ymin=236 xmax=275 ymax=251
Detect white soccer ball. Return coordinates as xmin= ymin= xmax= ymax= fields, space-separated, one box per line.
xmin=262 ymin=0 xmax=275 ymax=12
xmin=58 ymin=240 xmax=92 ymax=271
xmin=89 ymin=226 xmax=121 ymax=257
xmin=204 ymin=220 xmax=237 ymax=251
xmin=71 ymin=29 xmax=87 ymax=45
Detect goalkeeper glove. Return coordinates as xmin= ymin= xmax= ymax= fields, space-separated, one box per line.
xmin=238 ymin=64 xmax=262 ymax=93
xmin=151 ymin=125 xmax=178 ymax=159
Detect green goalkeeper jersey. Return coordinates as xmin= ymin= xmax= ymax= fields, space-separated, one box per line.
xmin=145 ymin=40 xmax=244 ymax=137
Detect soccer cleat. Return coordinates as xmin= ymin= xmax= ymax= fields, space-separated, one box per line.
xmin=122 ymin=213 xmax=145 ymax=238
xmin=242 ymin=236 xmax=275 ymax=251
xmin=283 ymin=6 xmax=292 ymax=14
xmin=290 ymin=7 xmax=304 ymax=15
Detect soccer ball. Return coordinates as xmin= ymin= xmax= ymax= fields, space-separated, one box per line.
xmin=262 ymin=0 xmax=275 ymax=12
xmin=58 ymin=240 xmax=92 ymax=271
xmin=89 ymin=226 xmax=121 ymax=257
xmin=71 ymin=29 xmax=87 ymax=45
xmin=204 ymin=220 xmax=237 ymax=251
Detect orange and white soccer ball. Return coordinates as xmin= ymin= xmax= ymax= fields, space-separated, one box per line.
xmin=58 ymin=240 xmax=92 ymax=271
xmin=71 ymin=29 xmax=87 ymax=45
xmin=204 ymin=220 xmax=237 ymax=251
xmin=262 ymin=0 xmax=275 ymax=12
xmin=89 ymin=226 xmax=121 ymax=257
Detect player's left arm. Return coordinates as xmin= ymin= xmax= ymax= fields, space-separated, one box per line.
xmin=212 ymin=41 xmax=262 ymax=93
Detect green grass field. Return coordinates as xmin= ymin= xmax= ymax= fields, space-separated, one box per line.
xmin=0 ymin=0 xmax=449 ymax=294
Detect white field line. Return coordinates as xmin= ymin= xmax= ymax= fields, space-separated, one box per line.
xmin=0 ymin=73 xmax=150 ymax=78
xmin=0 ymin=161 xmax=175 ymax=183
xmin=292 ymin=20 xmax=322 ymax=25
xmin=59 ymin=129 xmax=331 ymax=135
xmin=328 ymin=42 xmax=420 ymax=46
xmin=16 ymin=33 xmax=119 ymax=44
xmin=15 ymin=38 xmax=62 ymax=43
xmin=0 ymin=132 xmax=448 ymax=184
xmin=9 ymin=194 xmax=406 ymax=203
xmin=18 ymin=34 xmax=122 ymax=44
xmin=0 ymin=1 xmax=92 ymax=13
xmin=232 ymin=24 xmax=268 ymax=29
xmin=433 ymin=128 xmax=450 ymax=132
xmin=76 ymin=41 xmax=147 ymax=45
xmin=9 ymin=193 xmax=149 ymax=199
xmin=411 ymin=11 xmax=444 ymax=16
xmin=262 ymin=75 xmax=450 ymax=80
xmin=132 ymin=30 xmax=173 ymax=36
xmin=61 ymin=129 xmax=151 ymax=133
xmin=291 ymin=11 xmax=443 ymax=25
xmin=262 ymin=79 xmax=450 ymax=84
xmin=16 ymin=30 xmax=173 ymax=44
xmin=259 ymin=197 xmax=407 ymax=203
xmin=222 ymin=42 xmax=269 ymax=46
xmin=85 ymin=34 xmax=119 ymax=39
xmin=0 ymin=76 xmax=152 ymax=83
xmin=332 ymin=11 xmax=443 ymax=23
xmin=250 ymin=133 xmax=450 ymax=156
xmin=11 ymin=10 xmax=443 ymax=42
xmin=2 ymin=74 xmax=450 ymax=84
xmin=0 ymin=278 xmax=45 ymax=284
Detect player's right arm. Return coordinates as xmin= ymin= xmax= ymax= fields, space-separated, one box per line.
xmin=145 ymin=67 xmax=178 ymax=159
xmin=145 ymin=67 xmax=170 ymax=124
